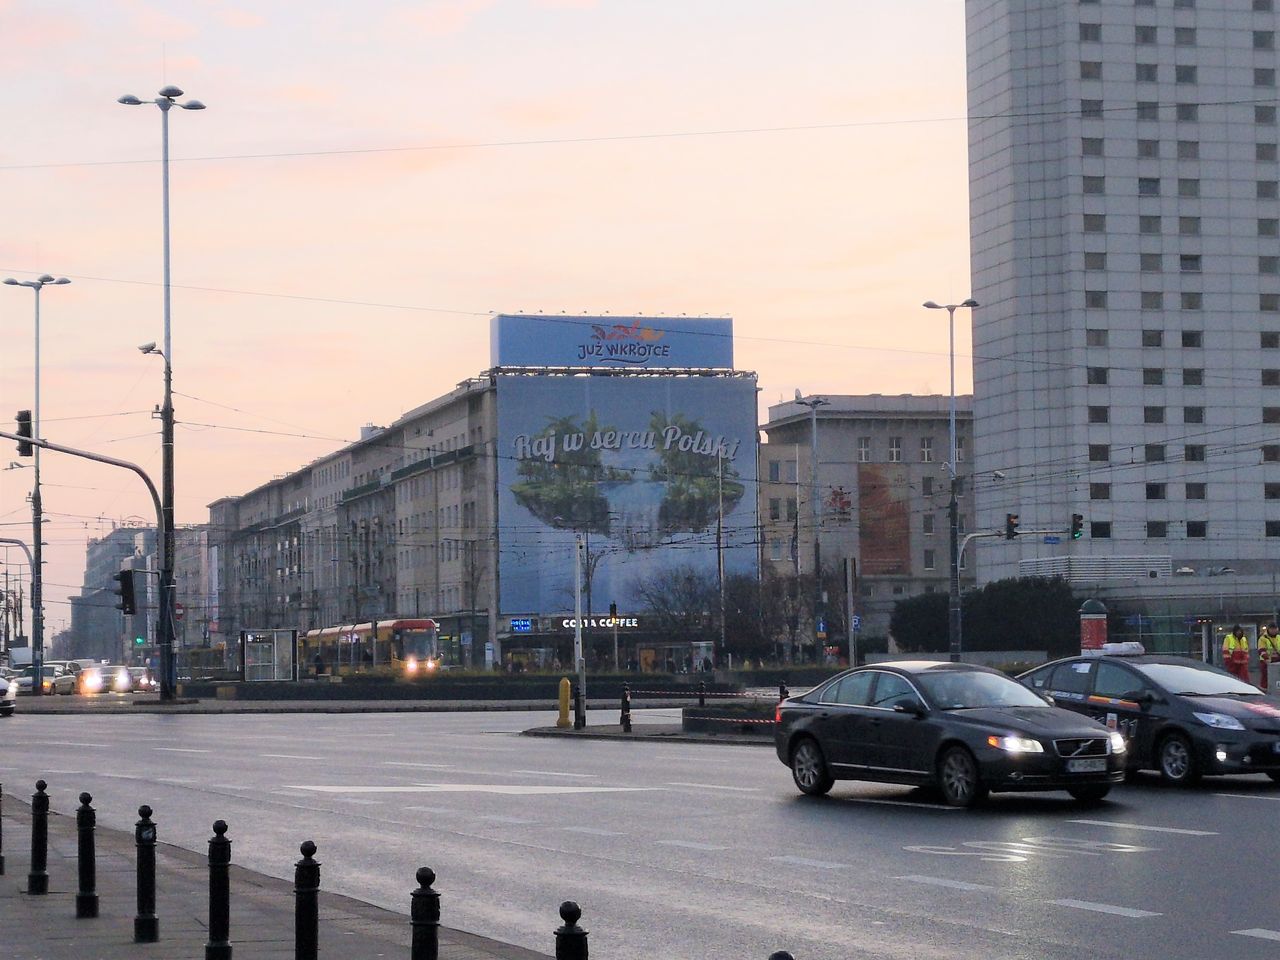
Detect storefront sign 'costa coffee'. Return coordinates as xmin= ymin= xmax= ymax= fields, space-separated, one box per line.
xmin=560 ymin=617 xmax=640 ymax=630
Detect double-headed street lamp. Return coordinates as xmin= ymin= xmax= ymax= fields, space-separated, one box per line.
xmin=118 ymin=86 xmax=205 ymax=701
xmin=923 ymin=298 xmax=978 ymax=663
xmin=2 ymin=274 xmax=70 ymax=694
xmin=794 ymin=392 xmax=829 ymax=659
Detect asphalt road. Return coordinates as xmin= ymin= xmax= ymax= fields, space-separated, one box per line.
xmin=2 ymin=708 xmax=1278 ymax=960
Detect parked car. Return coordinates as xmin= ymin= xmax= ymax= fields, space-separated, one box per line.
xmin=127 ymin=666 xmax=158 ymax=692
xmin=1019 ymin=651 xmax=1280 ymax=785
xmin=43 ymin=662 xmax=80 ymax=695
xmin=15 ymin=665 xmax=60 ymax=695
xmin=78 ymin=664 xmax=133 ymax=695
xmin=775 ymin=660 xmax=1126 ymax=807
xmin=1 ymin=674 xmax=15 ymax=715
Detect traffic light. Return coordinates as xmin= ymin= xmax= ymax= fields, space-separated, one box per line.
xmin=15 ymin=409 xmax=32 ymax=457
xmin=1004 ymin=513 xmax=1020 ymax=540
xmin=1071 ymin=513 xmax=1084 ymax=540
xmin=112 ymin=569 xmax=137 ymax=616
xmin=609 ymin=602 xmax=618 ymax=618
xmin=134 ymin=636 xmax=145 ymax=646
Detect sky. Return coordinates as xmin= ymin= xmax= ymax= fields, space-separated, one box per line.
xmin=0 ymin=0 xmax=972 ymax=631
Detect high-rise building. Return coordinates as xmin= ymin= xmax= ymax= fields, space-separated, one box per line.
xmin=967 ymin=0 xmax=1280 ymax=637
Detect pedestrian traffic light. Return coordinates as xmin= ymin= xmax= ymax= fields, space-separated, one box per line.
xmin=134 ymin=636 xmax=145 ymax=646
xmin=112 ymin=569 xmax=137 ymax=616
xmin=1004 ymin=513 xmax=1020 ymax=540
xmin=609 ymin=602 xmax=617 ymax=618
xmin=15 ymin=409 xmax=32 ymax=457
xmin=1071 ymin=513 xmax=1084 ymax=540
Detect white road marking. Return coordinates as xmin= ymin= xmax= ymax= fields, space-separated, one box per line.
xmin=338 ymin=798 xmax=384 ymax=805
xmin=665 ymin=782 xmax=759 ymax=793
xmin=1068 ymin=819 xmax=1217 ymax=836
xmin=1232 ymin=929 xmax=1280 ymax=942
xmin=154 ymin=748 xmax=210 ymax=754
xmin=1212 ymin=792 xmax=1280 ymax=802
xmin=156 ymin=777 xmax=196 ymax=784
xmin=286 ymin=783 xmax=657 ymax=796
xmin=562 ymin=826 xmax=625 ymax=836
xmin=768 ymin=855 xmax=847 ymax=870
xmin=480 ymin=815 xmax=536 ymax=824
xmin=36 ymin=741 xmax=110 ymax=748
xmin=404 ymin=805 xmax=459 ymax=814
xmin=261 ymin=754 xmax=324 ymax=760
xmin=1050 ymin=899 xmax=1161 ymax=918
xmin=897 ymin=875 xmax=998 ymax=892
xmin=657 ymin=840 xmax=728 ymax=851
xmin=847 ymin=797 xmax=960 ymax=811
xmin=512 ymin=769 xmax=597 ymax=779
xmin=383 ymin=762 xmax=454 ymax=769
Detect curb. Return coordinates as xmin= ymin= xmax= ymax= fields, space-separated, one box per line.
xmin=521 ymin=724 xmax=772 ymax=746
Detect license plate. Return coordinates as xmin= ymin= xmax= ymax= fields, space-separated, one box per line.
xmin=1067 ymin=758 xmax=1107 ymax=773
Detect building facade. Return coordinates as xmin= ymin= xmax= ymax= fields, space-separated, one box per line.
xmin=967 ymin=0 xmax=1280 ymax=639
xmin=63 ymin=525 xmax=156 ymax=663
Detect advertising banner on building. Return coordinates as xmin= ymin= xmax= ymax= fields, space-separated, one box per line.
xmin=496 ymin=374 xmax=758 ymax=615
xmin=490 ymin=314 xmax=734 ymax=370
xmin=857 ymin=463 xmax=911 ymax=576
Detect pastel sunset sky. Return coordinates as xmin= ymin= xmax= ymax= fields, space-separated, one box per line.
xmin=0 ymin=0 xmax=970 ymax=627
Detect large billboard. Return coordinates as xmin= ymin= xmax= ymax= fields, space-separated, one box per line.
xmin=496 ymin=374 xmax=758 ymax=615
xmin=490 ymin=314 xmax=734 ymax=369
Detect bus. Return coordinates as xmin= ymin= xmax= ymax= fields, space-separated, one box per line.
xmin=302 ymin=619 xmax=441 ymax=675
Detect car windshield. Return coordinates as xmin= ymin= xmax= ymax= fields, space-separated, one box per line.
xmin=916 ymin=670 xmax=1050 ymax=709
xmin=1136 ymin=662 xmax=1262 ymax=697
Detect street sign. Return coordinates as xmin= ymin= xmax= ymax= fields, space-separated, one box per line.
xmin=1043 ymin=535 xmax=1061 ymax=544
xmin=851 ymin=614 xmax=862 ymax=632
xmin=174 ymin=602 xmax=185 ymax=621
xmin=816 ymin=617 xmax=827 ymax=640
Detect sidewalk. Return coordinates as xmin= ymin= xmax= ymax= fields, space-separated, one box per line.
xmin=522 ymin=722 xmax=773 ymax=746
xmin=1 ymin=794 xmax=549 ymax=960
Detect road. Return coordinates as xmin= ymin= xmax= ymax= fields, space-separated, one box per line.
xmin=2 ymin=708 xmax=1278 ymax=960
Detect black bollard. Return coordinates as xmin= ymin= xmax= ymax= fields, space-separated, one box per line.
xmin=779 ymin=681 xmax=790 ymax=702
xmin=573 ymin=683 xmax=585 ymax=730
xmin=698 ymin=680 xmax=707 ymax=707
xmin=1 ymin=781 xmax=5 ymax=876
xmin=135 ymin=805 xmax=159 ymax=943
xmin=206 ymin=820 xmax=232 ymax=960
xmin=554 ymin=900 xmax=588 ymax=960
xmin=294 ymin=841 xmax=320 ymax=960
xmin=28 ymin=779 xmax=48 ymax=895
xmin=619 ymin=684 xmax=632 ymax=733
xmin=768 ymin=953 xmax=796 ymax=960
xmin=76 ymin=792 xmax=99 ymax=918
xmin=410 ymin=866 xmax=440 ymax=960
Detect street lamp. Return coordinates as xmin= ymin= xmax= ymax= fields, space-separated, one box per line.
xmin=923 ymin=298 xmax=978 ymax=662
xmin=118 ymin=85 xmax=205 ymax=701
xmin=2 ymin=273 xmax=70 ymax=694
xmin=794 ymin=391 xmax=829 ymax=661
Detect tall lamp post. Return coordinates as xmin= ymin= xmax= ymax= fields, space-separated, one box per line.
xmin=3 ymin=274 xmax=70 ymax=694
xmin=118 ymin=86 xmax=205 ymax=702
xmin=794 ymin=392 xmax=829 ymax=660
xmin=923 ymin=298 xmax=978 ymax=662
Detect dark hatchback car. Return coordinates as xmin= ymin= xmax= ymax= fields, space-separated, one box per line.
xmin=1019 ymin=653 xmax=1280 ymax=786
xmin=776 ymin=661 xmax=1126 ymax=807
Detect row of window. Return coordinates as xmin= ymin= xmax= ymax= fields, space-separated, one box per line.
xmin=1086 ymin=138 xmax=1278 ymax=161
xmin=1082 ymin=63 xmax=1275 ymax=86
xmin=1080 ymin=23 xmax=1274 ymax=47
xmin=1082 ymin=520 xmax=1280 ymax=540
xmin=1079 ymin=0 xmax=1275 ymax=9
xmin=1082 ymin=102 xmax=1277 ymax=124
xmin=1084 ymin=328 xmax=1280 ymax=348
xmin=1084 ymin=177 xmax=1279 ymax=200
xmin=1091 ymin=481 xmax=1207 ymax=498
xmin=1087 ymin=292 xmax=1280 ymax=311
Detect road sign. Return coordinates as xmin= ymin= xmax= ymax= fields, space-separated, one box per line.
xmin=174 ymin=602 xmax=185 ymax=621
xmin=1043 ymin=535 xmax=1061 ymax=544
xmin=816 ymin=617 xmax=827 ymax=640
xmin=851 ymin=614 xmax=862 ymax=632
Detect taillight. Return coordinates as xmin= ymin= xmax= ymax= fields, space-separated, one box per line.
xmin=774 ymin=702 xmax=783 ymax=723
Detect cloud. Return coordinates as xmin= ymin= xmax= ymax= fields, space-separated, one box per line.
xmin=392 ymin=0 xmax=494 ymax=37
xmin=215 ymin=7 xmax=266 ymax=29
xmin=531 ymin=0 xmax=597 ymax=8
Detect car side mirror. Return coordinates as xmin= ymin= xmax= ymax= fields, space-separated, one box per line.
xmin=894 ymin=700 xmax=927 ymax=718
xmin=1042 ymin=693 xmax=1056 ymax=706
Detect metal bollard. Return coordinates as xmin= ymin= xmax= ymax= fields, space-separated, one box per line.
xmin=779 ymin=681 xmax=790 ymax=702
xmin=410 ymin=866 xmax=440 ymax=960
xmin=206 ymin=820 xmax=232 ymax=960
xmin=768 ymin=953 xmax=796 ymax=960
xmin=28 ymin=779 xmax=48 ymax=895
xmin=619 ymin=684 xmax=632 ymax=733
xmin=294 ymin=841 xmax=320 ymax=960
xmin=76 ymin=792 xmax=99 ymax=918
xmin=1 ymin=781 xmax=5 ymax=876
xmin=573 ymin=683 xmax=585 ymax=730
xmin=554 ymin=901 xmax=588 ymax=960
xmin=135 ymin=805 xmax=159 ymax=943
xmin=698 ymin=680 xmax=707 ymax=707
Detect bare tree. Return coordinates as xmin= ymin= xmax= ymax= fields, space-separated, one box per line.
xmin=630 ymin=565 xmax=717 ymax=645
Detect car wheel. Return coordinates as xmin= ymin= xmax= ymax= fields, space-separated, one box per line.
xmin=1266 ymin=771 xmax=1280 ymax=783
xmin=938 ymin=746 xmax=987 ymax=808
xmin=1157 ymin=733 xmax=1200 ymax=786
xmin=790 ymin=737 xmax=834 ymax=797
xmin=1068 ymin=784 xmax=1111 ymax=803
xmin=0 ymin=707 xmax=13 ymax=717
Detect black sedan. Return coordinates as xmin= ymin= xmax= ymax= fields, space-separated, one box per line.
xmin=775 ymin=661 xmax=1126 ymax=807
xmin=1019 ymin=653 xmax=1280 ymax=786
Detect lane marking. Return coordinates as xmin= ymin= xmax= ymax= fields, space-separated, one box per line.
xmin=154 ymin=748 xmax=210 ymax=754
xmin=383 ymin=762 xmax=454 ymax=769
xmin=897 ymin=875 xmax=997 ymax=892
xmin=261 ymin=754 xmax=324 ymax=760
xmin=657 ymin=840 xmax=728 ymax=851
xmin=1050 ymin=899 xmax=1161 ymax=918
xmin=512 ymin=770 xmax=597 ymax=779
xmin=404 ymin=805 xmax=459 ymax=814
xmin=157 ymin=777 xmax=196 ymax=784
xmin=665 ymin=782 xmax=759 ymax=793
xmin=286 ymin=783 xmax=657 ymax=796
xmin=846 ymin=797 xmax=959 ymax=811
xmin=1232 ymin=929 xmax=1280 ymax=942
xmin=480 ymin=815 xmax=536 ymax=825
xmin=1212 ymin=792 xmax=1280 ymax=802
xmin=768 ymin=855 xmax=848 ymax=870
xmin=562 ymin=826 xmax=625 ymax=836
xmin=1068 ymin=819 xmax=1217 ymax=836
xmin=338 ymin=798 xmax=384 ymax=805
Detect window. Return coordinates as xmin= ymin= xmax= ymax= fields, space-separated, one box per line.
xmin=1258 ymin=68 xmax=1278 ymax=88
xmin=1081 ymin=61 xmax=1102 ymax=80
xmin=1083 ymin=175 xmax=1106 ymax=195
xmin=1265 ymin=369 xmax=1280 ymax=386
xmin=1086 ymin=290 xmax=1108 ymax=308
xmin=1144 ymin=368 xmax=1164 ymax=385
xmin=1265 ymin=293 xmax=1280 ymax=311
xmin=786 ymin=497 xmax=798 ymax=520
xmin=1137 ymin=138 xmax=1160 ymax=158
xmin=1181 ymin=330 xmax=1202 ymax=347
xmin=1146 ymin=444 xmax=1166 ymax=462
xmin=888 ymin=437 xmax=902 ymax=462
xmin=1180 ymin=255 xmax=1202 ymax=273
xmin=1136 ymin=101 xmax=1160 ymax=121
xmin=1079 ymin=23 xmax=1101 ymax=42
xmin=1139 ymin=177 xmax=1161 ymax=196
xmin=1090 ymin=483 xmax=1111 ymax=500
xmin=1088 ymin=406 xmax=1110 ymax=424
xmin=1176 ymin=103 xmax=1200 ymax=123
xmin=1139 ymin=215 xmax=1162 ymax=235
xmin=1141 ymin=253 xmax=1162 ymax=272
xmin=1261 ymin=143 xmax=1279 ymax=162
xmin=1081 ymin=99 xmax=1104 ymax=119
xmin=1135 ymin=25 xmax=1157 ymax=44
xmin=1184 ymin=406 xmax=1205 ymax=424
xmin=768 ymin=461 xmax=781 ymax=482
xmin=1142 ymin=329 xmax=1163 ymax=347
xmin=1176 ymin=65 xmax=1197 ymax=84
xmin=923 ymin=513 xmax=935 ymax=535
xmin=857 ymin=437 xmax=871 ymax=462
xmin=769 ymin=498 xmax=781 ymax=521
xmin=1185 ymin=444 xmax=1206 ymax=461
xmin=1265 ymin=445 xmax=1280 ymax=462
xmin=1187 ymin=521 xmax=1207 ymax=539
xmin=1182 ymin=291 xmax=1203 ymax=310
xmin=956 ymin=436 xmax=965 ymax=462
xmin=1146 ymin=483 xmax=1167 ymax=500
xmin=1086 ymin=328 xmax=1108 ymax=346
xmin=1262 ymin=257 xmax=1280 ymax=275
xmin=1177 ymin=140 xmax=1199 ymax=159
xmin=1267 ymin=483 xmax=1280 ymax=500
xmin=768 ymin=538 xmax=784 ymax=561
xmin=1174 ymin=27 xmax=1196 ymax=46
xmin=1088 ymin=366 xmax=1109 ymax=385
xmin=1147 ymin=521 xmax=1168 ymax=538
xmin=1256 ymin=1 xmax=1274 ymax=12
xmin=1175 ymin=0 xmax=1195 ymax=6
xmin=923 ymin=549 xmax=936 ymax=571
xmin=920 ymin=437 xmax=934 ymax=462
xmin=1178 ymin=178 xmax=1200 ymax=198
xmin=1258 ymin=106 xmax=1278 ymax=125
xmin=1089 ymin=444 xmax=1110 ymax=462
xmin=1085 ymin=251 xmax=1108 ymax=270
xmin=1083 ymin=137 xmax=1104 ymax=156
xmin=1180 ymin=216 xmax=1201 ymax=236
xmin=1268 ymin=521 xmax=1280 ymax=538
xmin=1261 ymin=219 xmax=1280 ymax=238
xmin=1256 ymin=30 xmax=1276 ymax=50
xmin=1091 ymin=521 xmax=1112 ymax=539
xmin=1263 ymin=182 xmax=1280 ymax=201
xmin=1144 ymin=406 xmax=1165 ymax=424
xmin=1187 ymin=482 xmax=1207 ymax=499
xmin=1142 ymin=291 xmax=1164 ymax=310
xmin=922 ymin=475 xmax=934 ymax=496
xmin=1136 ymin=63 xmax=1158 ymax=82
xmin=1266 ymin=407 xmax=1280 ymax=423
xmin=1264 ymin=332 xmax=1280 ymax=348
xmin=1084 ymin=213 xmax=1107 ymax=233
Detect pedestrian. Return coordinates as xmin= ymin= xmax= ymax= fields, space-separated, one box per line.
xmin=1223 ymin=624 xmax=1251 ymax=683
xmin=1260 ymin=624 xmax=1280 ymax=691
xmin=313 ymin=652 xmax=325 ymax=676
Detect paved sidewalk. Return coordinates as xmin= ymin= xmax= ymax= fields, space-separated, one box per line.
xmin=523 ymin=722 xmax=772 ymax=746
xmin=1 ymin=794 xmax=549 ymax=960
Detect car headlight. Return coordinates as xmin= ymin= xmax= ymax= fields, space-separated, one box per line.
xmin=5 ymin=680 xmax=14 ymax=697
xmin=987 ymin=734 xmax=1044 ymax=754
xmin=1108 ymin=731 xmax=1127 ymax=753
xmin=1193 ymin=711 xmax=1245 ymax=730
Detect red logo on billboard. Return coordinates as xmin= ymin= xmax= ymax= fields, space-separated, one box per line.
xmin=590 ymin=320 xmax=665 ymax=343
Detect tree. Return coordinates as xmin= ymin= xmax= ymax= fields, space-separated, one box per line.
xmin=630 ymin=565 xmax=717 ymax=645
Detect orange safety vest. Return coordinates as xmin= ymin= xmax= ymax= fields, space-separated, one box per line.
xmin=1224 ymin=632 xmax=1251 ymax=663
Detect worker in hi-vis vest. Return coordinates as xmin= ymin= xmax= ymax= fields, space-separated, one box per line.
xmin=1222 ymin=625 xmax=1251 ymax=683
xmin=1258 ymin=624 xmax=1280 ymax=691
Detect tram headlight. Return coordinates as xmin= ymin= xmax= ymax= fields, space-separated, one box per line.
xmin=405 ymin=657 xmax=419 ymax=675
